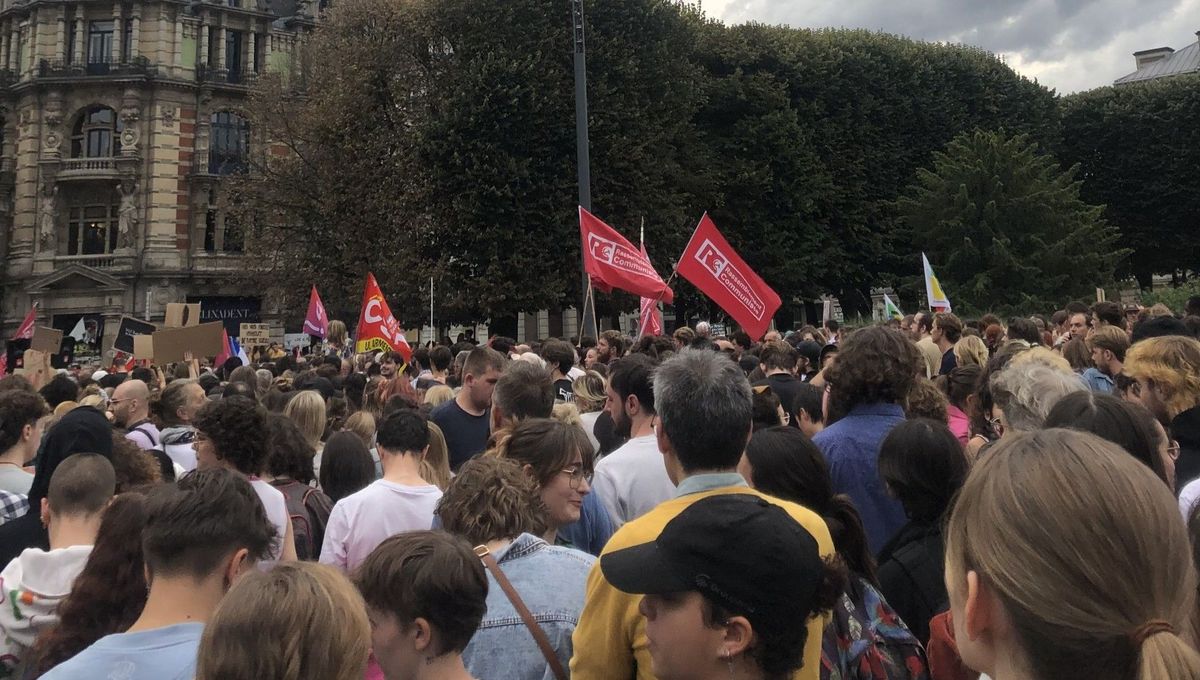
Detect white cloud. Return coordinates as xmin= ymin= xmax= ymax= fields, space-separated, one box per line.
xmin=699 ymin=0 xmax=1200 ymax=94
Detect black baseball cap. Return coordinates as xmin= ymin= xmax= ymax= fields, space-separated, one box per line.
xmin=601 ymin=494 xmax=823 ymax=634
xmin=795 ymin=340 xmax=822 ymax=366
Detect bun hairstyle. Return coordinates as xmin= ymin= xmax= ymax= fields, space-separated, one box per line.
xmin=946 ymin=429 xmax=1200 ymax=680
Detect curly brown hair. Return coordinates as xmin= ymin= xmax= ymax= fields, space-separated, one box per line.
xmin=826 ymin=327 xmax=922 ymax=418
xmin=437 ymin=456 xmax=546 ymax=545
xmin=29 ymin=493 xmax=149 ymax=676
xmin=109 ymin=435 xmax=162 ymax=492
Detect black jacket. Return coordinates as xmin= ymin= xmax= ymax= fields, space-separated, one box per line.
xmin=0 ymin=407 xmax=113 ymax=565
xmin=1173 ymin=405 xmax=1200 ymax=492
xmin=876 ymin=520 xmax=946 ymax=645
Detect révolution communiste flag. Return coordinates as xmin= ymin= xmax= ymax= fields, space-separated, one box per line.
xmin=355 ymin=273 xmax=412 ymax=361
xmin=677 ymin=214 xmax=781 ymax=340
xmin=638 ymin=243 xmax=664 ymax=337
xmin=922 ymin=253 xmax=952 ymax=313
xmin=304 ymin=286 xmax=328 ymax=339
xmin=579 ymin=207 xmax=674 ymax=304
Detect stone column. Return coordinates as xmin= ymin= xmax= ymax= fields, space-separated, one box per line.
xmin=199 ymin=23 xmax=208 ymax=66
xmin=247 ymin=31 xmax=255 ymax=73
xmin=1 ymin=26 xmax=9 ymax=70
xmin=215 ymin=25 xmax=224 ymax=70
xmin=28 ymin=19 xmax=38 ymax=77
xmin=111 ymin=5 xmax=122 ymax=63
xmin=129 ymin=12 xmax=139 ymax=61
xmin=54 ymin=11 xmax=64 ymax=63
xmin=73 ymin=17 xmax=84 ymax=65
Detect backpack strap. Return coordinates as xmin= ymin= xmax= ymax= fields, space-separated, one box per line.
xmin=130 ymin=424 xmax=161 ymax=449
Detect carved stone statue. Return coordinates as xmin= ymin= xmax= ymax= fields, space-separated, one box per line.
xmin=38 ymin=182 xmax=58 ymax=253
xmin=116 ymin=180 xmax=138 ymax=249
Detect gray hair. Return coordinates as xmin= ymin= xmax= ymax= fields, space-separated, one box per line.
xmin=694 ymin=321 xmax=712 ymax=338
xmin=255 ymin=369 xmax=273 ymax=394
xmin=991 ymin=363 xmax=1086 ymax=432
xmin=653 ymin=349 xmax=752 ymax=472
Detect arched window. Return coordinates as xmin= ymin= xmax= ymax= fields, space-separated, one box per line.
xmin=210 ymin=111 xmax=249 ymax=175
xmin=70 ymin=106 xmax=123 ymax=158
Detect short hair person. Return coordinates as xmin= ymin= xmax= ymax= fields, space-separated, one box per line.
xmin=0 ymin=390 xmax=49 ymax=495
xmin=354 ymin=531 xmax=488 ymax=680
xmin=570 ymin=349 xmax=834 ymax=680
xmin=1125 ymin=335 xmax=1200 ymax=489
xmin=40 ymin=469 xmax=276 ymax=680
xmin=601 ymin=494 xmax=841 ymax=680
xmin=431 ymin=346 xmax=506 ymax=470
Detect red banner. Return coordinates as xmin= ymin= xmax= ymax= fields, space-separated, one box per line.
xmin=355 ymin=273 xmax=412 ymax=361
xmin=303 ymin=285 xmax=328 ymax=339
xmin=12 ymin=305 xmax=36 ymax=341
xmin=638 ymin=244 xmax=663 ymax=336
xmin=677 ymin=214 xmax=781 ymax=340
xmin=580 ymin=207 xmax=673 ymax=304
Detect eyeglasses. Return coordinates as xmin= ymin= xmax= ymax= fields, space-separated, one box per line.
xmin=559 ymin=466 xmax=592 ymax=490
xmin=1168 ymin=440 xmax=1181 ymax=462
xmin=988 ymin=416 xmax=1005 ymax=438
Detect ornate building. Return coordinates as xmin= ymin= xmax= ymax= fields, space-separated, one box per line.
xmin=0 ymin=0 xmax=312 ymax=361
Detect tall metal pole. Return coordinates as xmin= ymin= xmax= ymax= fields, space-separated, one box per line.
xmin=572 ymin=0 xmax=597 ymax=340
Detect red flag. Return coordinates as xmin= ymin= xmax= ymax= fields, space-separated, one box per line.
xmin=580 ymin=207 xmax=673 ymax=304
xmin=303 ymin=285 xmax=328 ymax=339
xmin=677 ymin=214 xmax=782 ymax=340
xmin=12 ymin=305 xmax=36 ymax=341
xmin=638 ymin=244 xmax=663 ymax=336
xmin=355 ymin=273 xmax=412 ymax=362
xmin=214 ymin=329 xmax=232 ymax=366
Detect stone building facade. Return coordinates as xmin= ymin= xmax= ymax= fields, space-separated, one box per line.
xmin=0 ymin=0 xmax=311 ymax=362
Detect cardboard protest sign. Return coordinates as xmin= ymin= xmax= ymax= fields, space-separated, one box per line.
xmin=30 ymin=327 xmax=63 ymax=355
xmin=114 ymin=317 xmax=157 ymax=354
xmin=152 ymin=322 xmax=225 ymax=363
xmin=133 ymin=335 xmax=154 ymax=360
xmin=165 ymin=303 xmax=202 ymax=328
xmin=239 ymin=323 xmax=270 ymax=345
xmin=16 ymin=349 xmax=52 ymax=386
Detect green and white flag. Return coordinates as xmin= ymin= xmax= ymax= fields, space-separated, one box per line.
xmin=883 ymin=293 xmax=903 ymax=320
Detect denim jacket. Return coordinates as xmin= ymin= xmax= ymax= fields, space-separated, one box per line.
xmin=463 ymin=533 xmax=595 ymax=680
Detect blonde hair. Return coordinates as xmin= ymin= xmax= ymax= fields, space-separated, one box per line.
xmin=953 ymin=335 xmax=989 ymax=367
xmin=327 ymin=320 xmax=348 ymax=348
xmin=284 ymin=390 xmax=326 ymax=447
xmin=420 ymin=422 xmax=451 ymax=491
xmin=571 ymin=371 xmax=606 ymax=413
xmin=423 ymin=385 xmax=454 ymax=407
xmin=196 ymin=562 xmax=370 ymax=680
xmin=946 ymin=429 xmax=1200 ymax=680
xmin=1125 ymin=336 xmax=1200 ymax=419
xmin=552 ymin=402 xmax=582 ymax=427
xmin=342 ymin=410 xmax=376 ymax=449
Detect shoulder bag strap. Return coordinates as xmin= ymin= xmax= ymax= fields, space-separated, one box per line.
xmin=474 ymin=545 xmax=568 ymax=680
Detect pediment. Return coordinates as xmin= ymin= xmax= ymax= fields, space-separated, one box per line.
xmin=25 ymin=264 xmax=126 ymax=293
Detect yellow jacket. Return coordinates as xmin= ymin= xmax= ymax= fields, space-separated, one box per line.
xmin=569 ymin=483 xmax=835 ymax=680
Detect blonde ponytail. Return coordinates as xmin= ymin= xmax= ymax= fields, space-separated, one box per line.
xmin=1138 ymin=629 xmax=1200 ymax=680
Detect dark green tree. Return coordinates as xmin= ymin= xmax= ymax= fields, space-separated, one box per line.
xmin=1059 ymin=76 xmax=1200 ymax=287
xmin=897 ymin=130 xmax=1127 ymax=314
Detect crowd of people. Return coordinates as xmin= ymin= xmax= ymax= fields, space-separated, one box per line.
xmin=0 ymin=294 xmax=1199 ymax=680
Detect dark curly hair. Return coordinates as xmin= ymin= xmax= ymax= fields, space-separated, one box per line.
xmin=193 ymin=395 xmax=269 ymax=475
xmin=826 ymin=327 xmax=921 ymax=419
xmin=264 ymin=413 xmax=316 ymax=484
xmin=29 ymin=493 xmax=149 ymax=677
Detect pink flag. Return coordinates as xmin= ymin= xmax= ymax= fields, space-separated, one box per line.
xmin=303 ymin=285 xmax=328 ymax=339
xmin=638 ymin=244 xmax=663 ymax=336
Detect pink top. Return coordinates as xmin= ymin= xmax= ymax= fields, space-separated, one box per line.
xmin=319 ymin=479 xmax=442 ymax=573
xmin=946 ymin=405 xmax=970 ymax=446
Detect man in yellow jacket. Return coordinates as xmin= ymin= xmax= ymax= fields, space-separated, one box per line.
xmin=570 ymin=349 xmax=835 ymax=680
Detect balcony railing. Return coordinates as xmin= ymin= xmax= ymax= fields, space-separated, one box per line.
xmin=196 ymin=64 xmax=257 ymax=87
xmin=55 ymin=254 xmax=119 ymax=269
xmin=58 ymin=157 xmax=121 ymax=180
xmin=37 ymin=57 xmax=156 ymax=79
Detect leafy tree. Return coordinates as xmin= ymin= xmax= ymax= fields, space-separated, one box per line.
xmin=1059 ymin=76 xmax=1200 ymax=287
xmin=897 ymin=130 xmax=1128 ymax=315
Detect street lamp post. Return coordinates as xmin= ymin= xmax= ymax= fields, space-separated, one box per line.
xmin=571 ymin=0 xmax=598 ymax=340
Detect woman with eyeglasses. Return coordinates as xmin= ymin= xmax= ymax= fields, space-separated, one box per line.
xmin=487 ymin=417 xmax=595 ymax=547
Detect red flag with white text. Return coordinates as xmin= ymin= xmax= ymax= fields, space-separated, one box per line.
xmin=677 ymin=214 xmax=781 ymax=340
xmin=580 ymin=207 xmax=674 ymax=303
xmin=355 ymin=273 xmax=412 ymax=362
xmin=12 ymin=305 xmax=36 ymax=341
xmin=304 ymin=285 xmax=329 ymax=339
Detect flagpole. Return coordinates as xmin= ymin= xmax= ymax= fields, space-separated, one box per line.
xmin=571 ymin=0 xmax=597 ymax=341
xmin=429 ymin=276 xmax=434 ymax=345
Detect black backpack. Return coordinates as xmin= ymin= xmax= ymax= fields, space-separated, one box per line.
xmin=270 ymin=479 xmax=333 ymax=561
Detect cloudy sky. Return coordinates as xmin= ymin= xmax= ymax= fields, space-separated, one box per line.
xmin=703 ymin=0 xmax=1200 ymax=94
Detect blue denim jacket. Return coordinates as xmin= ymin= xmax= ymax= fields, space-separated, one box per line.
xmin=463 ymin=533 xmax=595 ymax=680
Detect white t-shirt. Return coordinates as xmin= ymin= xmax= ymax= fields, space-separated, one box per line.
xmin=319 ymin=479 xmax=442 ymax=572
xmin=578 ymin=411 xmax=601 ymax=456
xmin=249 ymin=478 xmax=289 ymax=567
xmin=1180 ymin=478 xmax=1200 ymax=521
xmin=591 ymin=433 xmax=676 ymax=528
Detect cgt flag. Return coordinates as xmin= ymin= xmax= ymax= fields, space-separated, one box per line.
xmin=303 ymin=285 xmax=328 ymax=339
xmin=355 ymin=273 xmax=412 ymax=362
xmin=922 ymin=253 xmax=952 ymax=313
xmin=677 ymin=214 xmax=781 ymax=340
xmin=579 ymin=207 xmax=674 ymax=304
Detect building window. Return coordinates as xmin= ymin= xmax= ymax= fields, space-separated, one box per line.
xmin=66 ymin=22 xmax=75 ymax=64
xmin=207 ymin=29 xmax=219 ymax=67
xmin=122 ymin=19 xmax=133 ymax=62
xmin=67 ymin=205 xmax=119 ymax=255
xmin=70 ymin=106 xmax=124 ymax=158
xmin=226 ymin=30 xmax=243 ymax=77
xmin=209 ymin=111 xmax=249 ymax=174
xmin=204 ymin=189 xmax=243 ymax=253
xmin=253 ymin=33 xmax=263 ymax=72
xmin=88 ymin=20 xmax=114 ymax=66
